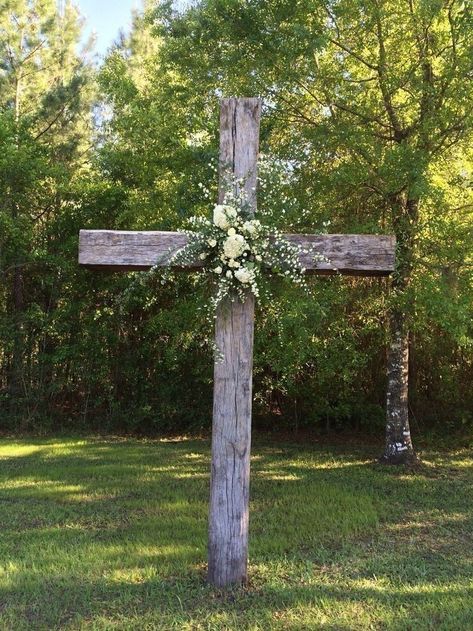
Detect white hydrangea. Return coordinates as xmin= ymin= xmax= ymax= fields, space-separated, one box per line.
xmin=223 ymin=234 xmax=248 ymax=259
xmin=213 ymin=204 xmax=237 ymax=230
xmin=234 ymin=266 xmax=255 ymax=285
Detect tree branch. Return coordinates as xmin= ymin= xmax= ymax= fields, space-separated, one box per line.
xmin=373 ymin=3 xmax=404 ymax=139
xmin=33 ymin=102 xmax=69 ymax=141
xmin=327 ymin=37 xmax=379 ymax=72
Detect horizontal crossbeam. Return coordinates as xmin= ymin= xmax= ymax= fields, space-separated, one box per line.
xmin=79 ymin=230 xmax=396 ymax=276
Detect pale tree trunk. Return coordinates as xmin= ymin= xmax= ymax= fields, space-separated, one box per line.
xmin=381 ymin=309 xmax=416 ymax=464
xmin=381 ymin=195 xmax=418 ymax=465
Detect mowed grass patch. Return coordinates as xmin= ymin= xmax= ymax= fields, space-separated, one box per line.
xmin=0 ymin=437 xmax=471 ymax=630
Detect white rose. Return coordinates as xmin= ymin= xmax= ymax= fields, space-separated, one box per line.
xmin=207 ymin=238 xmax=217 ymax=247
xmin=213 ymin=206 xmax=224 ymax=227
xmin=234 ymin=267 xmax=255 ymax=285
xmin=214 ymin=266 xmax=222 ymax=274
xmin=199 ymin=252 xmax=207 ymax=260
xmin=227 ymin=227 xmax=236 ymax=236
xmin=213 ymin=204 xmax=237 ymax=230
xmin=224 ymin=205 xmax=237 ymax=220
xmin=242 ymin=219 xmax=261 ymax=235
xmin=223 ymin=234 xmax=248 ymax=259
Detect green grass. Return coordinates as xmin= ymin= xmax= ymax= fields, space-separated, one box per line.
xmin=0 ymin=436 xmax=472 ymax=630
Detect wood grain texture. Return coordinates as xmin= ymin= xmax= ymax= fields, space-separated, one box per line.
xmin=78 ymin=97 xmax=397 ymax=589
xmin=207 ymin=98 xmax=261 ymax=587
xmin=79 ymin=230 xmax=395 ymax=276
xmin=79 ymin=230 xmax=190 ymax=271
xmin=218 ymin=97 xmax=260 ymax=207
xmin=208 ymin=295 xmax=255 ymax=587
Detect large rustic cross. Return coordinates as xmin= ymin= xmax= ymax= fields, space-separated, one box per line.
xmin=79 ymin=98 xmax=395 ymax=587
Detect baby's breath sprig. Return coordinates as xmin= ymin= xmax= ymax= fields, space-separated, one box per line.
xmin=154 ymin=183 xmax=326 ymax=322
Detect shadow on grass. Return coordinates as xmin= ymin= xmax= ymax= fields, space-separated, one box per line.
xmin=0 ymin=438 xmax=472 ymax=629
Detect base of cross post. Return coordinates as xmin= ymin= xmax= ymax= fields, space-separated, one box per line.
xmin=207 ymin=295 xmax=255 ymax=587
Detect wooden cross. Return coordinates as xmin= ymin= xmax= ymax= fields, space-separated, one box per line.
xmin=79 ymin=98 xmax=395 ymax=587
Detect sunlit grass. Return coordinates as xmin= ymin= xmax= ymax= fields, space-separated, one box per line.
xmin=0 ymin=437 xmax=472 ymax=629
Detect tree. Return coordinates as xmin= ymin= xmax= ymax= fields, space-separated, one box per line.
xmin=0 ymin=0 xmax=93 ymax=418
xmin=154 ymin=0 xmax=473 ymax=461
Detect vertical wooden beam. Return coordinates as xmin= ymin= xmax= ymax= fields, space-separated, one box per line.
xmin=208 ymin=98 xmax=261 ymax=587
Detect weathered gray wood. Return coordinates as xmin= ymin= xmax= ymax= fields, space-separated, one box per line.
xmin=285 ymin=234 xmax=395 ymax=276
xmin=207 ymin=97 xmax=261 ymax=587
xmin=208 ymin=295 xmax=255 ymax=587
xmin=79 ymin=230 xmax=190 ymax=271
xmin=77 ymin=96 xmax=397 ymax=590
xmin=79 ymin=230 xmax=395 ymax=276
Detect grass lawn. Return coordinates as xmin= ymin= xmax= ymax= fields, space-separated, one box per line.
xmin=0 ymin=436 xmax=472 ymax=630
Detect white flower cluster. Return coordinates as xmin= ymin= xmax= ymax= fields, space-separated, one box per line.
xmin=160 ymin=192 xmax=321 ymax=312
xmin=223 ymin=233 xmax=247 ymax=259
xmin=208 ymin=203 xmax=263 ymax=297
xmin=213 ymin=204 xmax=237 ymax=230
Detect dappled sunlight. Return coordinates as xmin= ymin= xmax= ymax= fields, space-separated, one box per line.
xmin=381 ymin=509 xmax=473 ymax=561
xmin=142 ymin=464 xmax=202 ymax=473
xmin=254 ymin=455 xmax=372 ymax=473
xmin=172 ymin=472 xmax=208 ymax=479
xmin=254 ymin=578 xmax=473 ymax=631
xmin=182 ymin=452 xmax=207 ymax=460
xmin=386 ymin=510 xmax=470 ymax=530
xmin=157 ymin=436 xmax=204 ymax=443
xmin=0 ymin=445 xmax=43 ymax=458
xmin=428 ymin=453 xmax=473 ymax=469
xmin=107 ymin=567 xmax=158 ymax=585
xmin=342 ymin=575 xmax=473 ymax=597
xmin=256 ymin=472 xmax=303 ymax=481
xmin=143 ymin=499 xmax=206 ymax=512
xmin=286 ymin=458 xmax=372 ymax=471
xmin=0 ymin=438 xmax=472 ymax=629
xmin=0 ymin=478 xmax=85 ymax=497
xmin=98 ymin=541 xmax=204 ymax=562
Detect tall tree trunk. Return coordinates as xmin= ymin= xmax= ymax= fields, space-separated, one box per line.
xmin=380 ymin=194 xmax=418 ymax=464
xmin=381 ymin=308 xmax=416 ymax=463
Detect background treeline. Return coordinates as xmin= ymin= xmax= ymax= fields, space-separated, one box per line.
xmin=0 ymin=0 xmax=472 ymax=440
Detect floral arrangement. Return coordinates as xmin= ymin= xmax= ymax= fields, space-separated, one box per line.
xmin=158 ymin=187 xmax=322 ymax=312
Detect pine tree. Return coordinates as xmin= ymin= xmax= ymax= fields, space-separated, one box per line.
xmin=0 ymin=0 xmax=93 ymax=417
